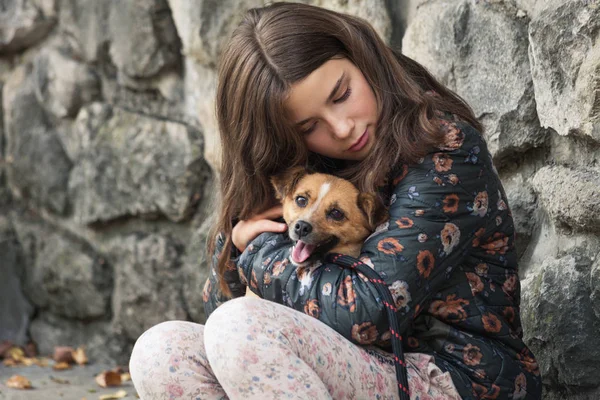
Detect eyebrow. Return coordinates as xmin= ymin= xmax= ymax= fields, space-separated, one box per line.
xmin=295 ymin=71 xmax=345 ymax=126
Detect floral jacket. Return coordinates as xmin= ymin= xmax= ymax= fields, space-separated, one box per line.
xmin=203 ymin=111 xmax=542 ymax=399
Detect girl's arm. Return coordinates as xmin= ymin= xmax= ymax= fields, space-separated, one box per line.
xmin=203 ymin=206 xmax=287 ymax=316
xmin=237 ymin=120 xmax=505 ymax=345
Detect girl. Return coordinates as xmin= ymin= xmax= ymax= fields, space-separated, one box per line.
xmin=129 ymin=2 xmax=542 ymax=399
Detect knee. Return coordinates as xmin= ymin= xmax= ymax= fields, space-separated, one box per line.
xmin=205 ymin=297 xmax=260 ymax=330
xmin=204 ymin=298 xmax=266 ymax=374
xmin=204 ymin=297 xmax=262 ymax=350
xmin=129 ymin=320 xmax=201 ymax=382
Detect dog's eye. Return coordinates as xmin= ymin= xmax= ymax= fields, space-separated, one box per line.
xmin=295 ymin=196 xmax=308 ymax=207
xmin=328 ymin=209 xmax=344 ymax=221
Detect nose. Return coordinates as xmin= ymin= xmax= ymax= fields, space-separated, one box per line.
xmin=294 ymin=220 xmax=312 ymax=238
xmin=329 ymin=114 xmax=354 ymax=140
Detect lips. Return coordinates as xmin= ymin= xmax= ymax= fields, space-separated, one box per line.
xmin=348 ymin=129 xmax=369 ymax=152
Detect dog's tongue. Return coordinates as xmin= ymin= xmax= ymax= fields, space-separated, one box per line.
xmin=292 ymin=240 xmax=317 ymax=263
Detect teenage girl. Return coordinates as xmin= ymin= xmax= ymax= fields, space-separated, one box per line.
xmin=129 ymin=3 xmax=542 ymax=399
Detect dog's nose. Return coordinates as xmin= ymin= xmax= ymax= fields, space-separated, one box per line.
xmin=294 ymin=220 xmax=312 ymax=238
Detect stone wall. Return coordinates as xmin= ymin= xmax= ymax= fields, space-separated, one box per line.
xmin=0 ymin=0 xmax=598 ymax=398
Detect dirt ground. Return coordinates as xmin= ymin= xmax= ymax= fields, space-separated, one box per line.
xmin=0 ymin=363 xmax=138 ymax=400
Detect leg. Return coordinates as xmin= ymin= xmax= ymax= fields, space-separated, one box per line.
xmin=129 ymin=320 xmax=228 ymax=400
xmin=204 ymin=297 xmax=461 ymax=400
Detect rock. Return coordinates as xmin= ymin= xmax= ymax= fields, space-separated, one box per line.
xmin=530 ymin=165 xmax=600 ymax=234
xmin=500 ymin=168 xmax=538 ymax=258
xmin=29 ymin=313 xmax=129 ymax=365
xmin=57 ymin=0 xmax=111 ymax=63
xmin=0 ymin=0 xmax=57 ymax=54
xmin=528 ymin=2 xmax=600 ymax=142
xmin=108 ymin=0 xmax=181 ymax=80
xmin=110 ymin=233 xmax=188 ymax=341
xmin=0 ymin=81 xmax=5 ymax=199
xmin=68 ymin=103 xmax=208 ymax=224
xmin=181 ymin=60 xmax=219 ymax=170
xmin=113 ymin=69 xmax=184 ymax=102
xmin=402 ymin=0 xmax=546 ymax=165
xmin=2 ymin=64 xmax=72 ymax=214
xmin=313 ymin=0 xmax=391 ymax=43
xmin=521 ymin=251 xmax=600 ymax=389
xmin=168 ymin=0 xmax=390 ymax=67
xmin=549 ymin=133 xmax=600 ymax=169
xmin=181 ymin=212 xmax=215 ymax=323
xmin=513 ymin=0 xmax=578 ymax=20
xmin=102 ymin=80 xmax=191 ymax=129
xmin=12 ymin=214 xmax=112 ymax=320
xmin=591 ymin=257 xmax=600 ymax=322
xmin=386 ymin=0 xmax=422 ymax=49
xmin=33 ymin=48 xmax=101 ymax=118
xmin=0 ymin=215 xmax=34 ymax=346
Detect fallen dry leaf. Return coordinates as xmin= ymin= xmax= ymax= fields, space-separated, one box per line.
xmin=53 ymin=361 xmax=72 ymax=370
xmin=53 ymin=346 xmax=75 ymax=364
xmin=49 ymin=375 xmax=71 ymax=384
xmin=72 ymin=347 xmax=88 ymax=365
xmin=3 ymin=358 xmax=17 ymax=367
xmin=35 ymin=357 xmax=50 ymax=367
xmin=6 ymin=347 xmax=25 ymax=362
xmin=99 ymin=389 xmax=127 ymax=400
xmin=95 ymin=370 xmax=122 ymax=388
xmin=21 ymin=357 xmax=37 ymax=366
xmin=6 ymin=375 xmax=32 ymax=389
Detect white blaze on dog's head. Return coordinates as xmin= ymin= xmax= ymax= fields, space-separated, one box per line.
xmin=305 ymin=182 xmax=331 ymax=220
xmin=271 ymin=166 xmax=387 ymax=265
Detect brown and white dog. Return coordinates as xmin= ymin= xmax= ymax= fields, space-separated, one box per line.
xmin=245 ymin=166 xmax=387 ymax=298
xmin=272 ymin=166 xmax=387 ymax=267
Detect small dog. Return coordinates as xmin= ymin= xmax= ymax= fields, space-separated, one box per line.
xmin=245 ymin=166 xmax=387 ymax=298
xmin=272 ymin=166 xmax=388 ymax=266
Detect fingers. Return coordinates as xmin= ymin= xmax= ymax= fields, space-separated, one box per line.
xmin=251 ymin=220 xmax=288 ymax=237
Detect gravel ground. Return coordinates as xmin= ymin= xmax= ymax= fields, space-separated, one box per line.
xmin=0 ymin=363 xmax=138 ymax=400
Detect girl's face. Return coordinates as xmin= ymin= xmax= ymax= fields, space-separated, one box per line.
xmin=284 ymin=58 xmax=378 ymax=161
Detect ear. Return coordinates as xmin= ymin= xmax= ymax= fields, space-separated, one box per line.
xmin=357 ymin=192 xmax=388 ymax=230
xmin=270 ymin=166 xmax=308 ymax=200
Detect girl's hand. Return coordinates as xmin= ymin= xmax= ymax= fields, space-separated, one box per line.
xmin=232 ymin=205 xmax=287 ymax=252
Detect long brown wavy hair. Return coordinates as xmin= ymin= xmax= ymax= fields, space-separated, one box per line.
xmin=210 ymin=2 xmax=483 ymax=297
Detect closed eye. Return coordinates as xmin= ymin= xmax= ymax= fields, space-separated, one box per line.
xmin=301 ymin=123 xmax=317 ymax=135
xmin=300 ymin=86 xmax=352 ymax=135
xmin=333 ymin=87 xmax=352 ymax=104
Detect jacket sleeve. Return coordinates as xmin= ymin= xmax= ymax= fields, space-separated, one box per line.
xmin=238 ymin=119 xmax=493 ymax=345
xmin=202 ymin=233 xmax=246 ymax=318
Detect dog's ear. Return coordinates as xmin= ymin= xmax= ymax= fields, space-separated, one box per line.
xmin=357 ymin=193 xmax=388 ymax=230
xmin=270 ymin=166 xmax=308 ymax=200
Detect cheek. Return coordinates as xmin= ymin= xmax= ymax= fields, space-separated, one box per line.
xmin=356 ymin=83 xmax=377 ymax=116
xmin=305 ymin=134 xmax=330 ymax=154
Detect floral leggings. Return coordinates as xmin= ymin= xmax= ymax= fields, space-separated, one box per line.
xmin=129 ymin=297 xmax=461 ymax=400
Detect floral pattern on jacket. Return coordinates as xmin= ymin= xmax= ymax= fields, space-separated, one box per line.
xmin=203 ymin=110 xmax=542 ymax=399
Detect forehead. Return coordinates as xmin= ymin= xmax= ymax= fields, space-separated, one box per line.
xmin=284 ymin=58 xmax=352 ymax=122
